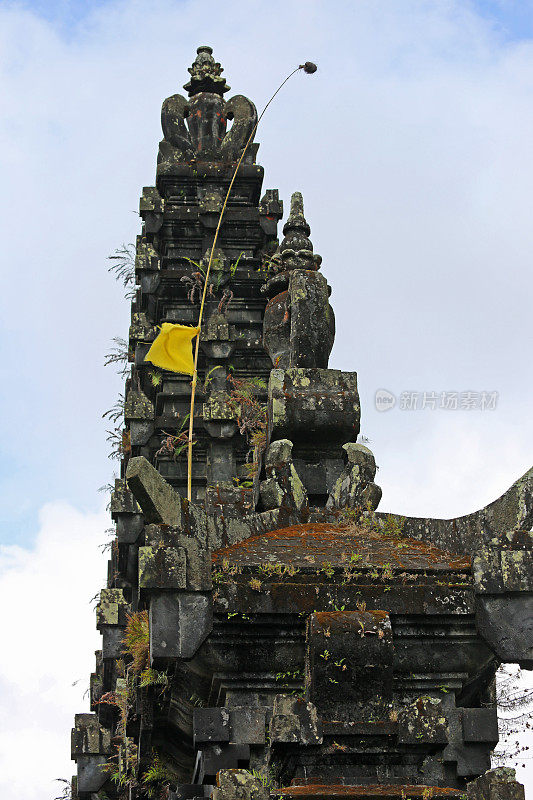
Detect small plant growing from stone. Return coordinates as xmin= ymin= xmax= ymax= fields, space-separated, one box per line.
xmin=122 ymin=610 xmax=150 ymax=675
xmin=102 ymin=393 xmax=126 ymax=425
xmin=106 ymin=426 xmax=131 ymax=461
xmin=155 ymin=414 xmax=193 ymax=460
xmin=229 ymin=251 xmax=244 ymax=278
xmin=148 ymin=369 xmax=162 ymax=388
xmin=104 ymin=336 xmax=131 ymax=378
xmin=108 ymin=243 xmax=136 ymax=300
xmin=139 ymin=668 xmax=168 ymax=690
xmin=142 ymin=751 xmax=179 ymax=798
xmin=320 ymin=561 xmax=335 ymax=579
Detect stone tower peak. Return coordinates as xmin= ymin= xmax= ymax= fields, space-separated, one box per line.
xmin=183 ymin=44 xmax=230 ymax=97
xmin=280 ymin=191 xmax=322 ymax=271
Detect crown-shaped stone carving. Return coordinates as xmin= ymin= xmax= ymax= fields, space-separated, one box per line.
xmin=183 ymin=45 xmax=230 ymax=96
xmin=157 ymin=46 xmax=257 ymax=168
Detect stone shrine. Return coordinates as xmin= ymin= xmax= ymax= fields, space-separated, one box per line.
xmin=71 ymin=46 xmax=533 ymax=800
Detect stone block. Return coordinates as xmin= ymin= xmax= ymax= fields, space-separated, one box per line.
xmin=110 ymin=478 xmax=141 ymax=517
xmin=270 ymin=695 xmax=322 ymax=745
xmin=193 ymin=707 xmax=231 ymax=745
xmin=211 ymin=765 xmax=266 ymax=800
xmin=101 ymin=626 xmax=125 ymax=660
xmin=71 ymin=714 xmax=111 ymax=757
xmin=196 ymin=744 xmax=251 ymax=785
xmin=124 ymin=388 xmax=154 ymax=421
xmin=229 ymin=707 xmax=267 ymax=744
xmin=501 ymin=550 xmax=533 ymax=592
xmin=150 ymin=591 xmax=212 ymax=660
xmin=127 ymin=456 xmax=182 ymax=525
xmin=96 ymin=588 xmax=128 ymax=627
xmin=467 ymin=768 xmax=525 ymax=800
xmin=306 ymin=610 xmax=393 ymax=722
xmin=76 ymin=755 xmax=108 ymax=794
xmin=144 ymin=525 xmax=212 ymax=590
xmin=138 ymin=545 xmax=187 ymax=589
xmin=398 ymin=696 xmax=448 ymax=744
xmin=462 ymin=707 xmax=499 ymax=744
xmin=268 ymin=368 xmax=360 ymax=445
xmin=130 ymin=420 xmax=155 ymax=446
xmin=476 ymin=595 xmax=533 ymax=669
xmin=116 ymin=513 xmax=144 ymax=544
xmin=135 ymin=236 xmax=160 ymax=272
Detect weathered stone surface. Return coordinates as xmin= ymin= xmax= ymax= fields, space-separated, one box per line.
xmin=149 ymin=591 xmax=212 ymax=660
xmin=476 ymin=595 xmax=533 ymax=668
xmin=270 ymin=695 xmax=322 ymax=745
xmin=144 ymin=524 xmax=212 ymax=589
xmin=261 ymin=439 xmax=308 ymax=512
xmin=306 ymin=610 xmax=393 ymax=723
xmin=96 ymin=588 xmax=128 ymax=627
xmin=386 ymin=466 xmax=533 ymax=557
xmin=288 ymin=269 xmax=334 ymax=368
xmin=101 ymin=625 xmax=125 ymax=660
xmin=268 ymin=367 xmax=360 ymax=445
xmin=229 ymin=707 xmax=266 ymax=745
xmin=71 ymin=714 xmax=111 ymax=756
xmin=124 ymin=387 xmax=154 ymax=421
xmin=213 ymin=769 xmax=268 ymax=800
xmin=138 ymin=545 xmax=187 ymax=589
xmin=110 ymin=478 xmax=141 ymax=516
xmin=193 ymin=707 xmax=231 ymax=745
xmin=116 ymin=513 xmax=143 ymax=543
xmin=126 ymin=456 xmax=182 ymax=524
xmin=75 ymin=755 xmax=108 ymax=794
xmin=462 ymin=707 xmax=499 ymax=744
xmin=467 ymin=768 xmax=525 ymax=800
xmin=258 ymin=476 xmax=284 ymax=510
xmin=398 ymin=696 xmax=448 ymax=744
xmin=327 ymin=442 xmax=382 ymax=511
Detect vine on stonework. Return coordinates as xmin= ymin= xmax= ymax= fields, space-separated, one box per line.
xmin=155 ymin=414 xmax=194 ymax=461
xmin=94 ymin=612 xmax=174 ymax=799
xmin=226 ymin=375 xmax=267 ymax=484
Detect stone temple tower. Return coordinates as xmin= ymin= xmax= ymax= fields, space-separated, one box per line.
xmin=71 ymin=46 xmax=533 ymax=800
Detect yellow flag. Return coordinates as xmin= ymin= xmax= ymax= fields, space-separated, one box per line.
xmin=144 ymin=322 xmax=200 ymax=376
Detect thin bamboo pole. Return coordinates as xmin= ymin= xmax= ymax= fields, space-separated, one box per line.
xmin=186 ymin=64 xmax=313 ymax=501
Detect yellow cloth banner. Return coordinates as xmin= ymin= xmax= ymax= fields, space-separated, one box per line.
xmin=144 ymin=322 xmax=200 ymax=376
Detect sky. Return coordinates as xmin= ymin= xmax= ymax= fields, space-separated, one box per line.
xmin=0 ymin=0 xmax=532 ymax=797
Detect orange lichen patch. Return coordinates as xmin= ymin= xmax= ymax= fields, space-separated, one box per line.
xmin=280 ymin=786 xmax=464 ymax=799
xmin=314 ymin=610 xmax=389 ymax=626
xmin=212 ymin=523 xmax=471 ymax=573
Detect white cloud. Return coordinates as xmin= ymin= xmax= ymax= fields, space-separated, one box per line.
xmin=0 ymin=501 xmax=107 ymax=800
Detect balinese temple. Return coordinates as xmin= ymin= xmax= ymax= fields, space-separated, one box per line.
xmin=71 ymin=46 xmax=533 ymax=800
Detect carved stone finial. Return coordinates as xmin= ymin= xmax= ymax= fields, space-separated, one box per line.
xmin=183 ymin=45 xmax=230 ymax=97
xmin=158 ymin=46 xmax=257 ymax=168
xmin=280 ymin=192 xmax=321 ymax=271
